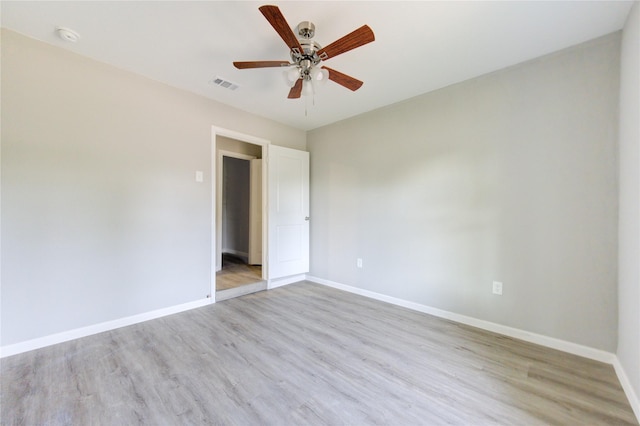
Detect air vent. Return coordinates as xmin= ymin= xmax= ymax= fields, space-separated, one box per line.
xmin=210 ymin=76 xmax=240 ymax=91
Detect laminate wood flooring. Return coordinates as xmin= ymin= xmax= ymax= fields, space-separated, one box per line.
xmin=216 ymin=253 xmax=262 ymax=291
xmin=2 ymin=282 xmax=637 ymax=425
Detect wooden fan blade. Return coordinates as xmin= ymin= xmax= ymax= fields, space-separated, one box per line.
xmin=234 ymin=61 xmax=290 ymax=69
xmin=259 ymin=5 xmax=303 ymax=54
xmin=317 ymin=25 xmax=374 ymax=60
xmin=287 ymin=79 xmax=303 ymax=99
xmin=322 ymin=66 xmax=363 ymax=91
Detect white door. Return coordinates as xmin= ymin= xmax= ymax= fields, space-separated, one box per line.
xmin=248 ymin=159 xmax=263 ymax=265
xmin=268 ymin=145 xmax=309 ymax=279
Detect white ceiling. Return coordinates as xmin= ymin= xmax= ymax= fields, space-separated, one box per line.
xmin=1 ymin=1 xmax=633 ymax=131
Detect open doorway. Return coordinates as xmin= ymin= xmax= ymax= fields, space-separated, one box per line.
xmin=211 ymin=126 xmax=310 ymax=301
xmin=215 ymin=136 xmax=266 ymax=300
xmin=217 ymin=154 xmax=262 ymax=290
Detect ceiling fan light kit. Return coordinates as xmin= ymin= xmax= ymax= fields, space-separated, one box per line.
xmin=233 ymin=5 xmax=374 ymax=100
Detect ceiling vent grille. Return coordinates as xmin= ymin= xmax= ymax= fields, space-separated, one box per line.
xmin=210 ymin=76 xmax=240 ymax=91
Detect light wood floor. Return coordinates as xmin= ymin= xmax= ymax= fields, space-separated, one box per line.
xmin=216 ymin=253 xmax=262 ymax=291
xmin=2 ymin=282 xmax=637 ymax=425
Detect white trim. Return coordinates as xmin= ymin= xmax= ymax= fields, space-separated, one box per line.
xmin=268 ymin=274 xmax=306 ymax=290
xmin=211 ymin=129 xmax=217 ymax=299
xmin=219 ymin=150 xmax=256 ymax=162
xmin=613 ymin=357 xmax=640 ymax=421
xmin=248 ymin=158 xmax=264 ymax=266
xmin=305 ymin=275 xmax=616 ymax=364
xmin=1 ymin=298 xmax=212 ymax=358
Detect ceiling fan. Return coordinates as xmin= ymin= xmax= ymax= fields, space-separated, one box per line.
xmin=233 ymin=5 xmax=375 ymax=99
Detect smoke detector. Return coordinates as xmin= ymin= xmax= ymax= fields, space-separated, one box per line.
xmin=56 ymin=27 xmax=80 ymax=43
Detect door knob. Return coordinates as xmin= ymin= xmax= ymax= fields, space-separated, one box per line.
xmin=305 ymin=216 xmax=310 ymax=221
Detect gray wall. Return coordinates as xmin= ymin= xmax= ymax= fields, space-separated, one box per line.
xmin=617 ymin=2 xmax=640 ymax=405
xmin=1 ymin=29 xmax=305 ymax=346
xmin=308 ymin=34 xmax=621 ymax=351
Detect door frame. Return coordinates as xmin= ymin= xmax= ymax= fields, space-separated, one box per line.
xmin=248 ymin=158 xmax=263 ymax=266
xmin=211 ymin=126 xmax=270 ymax=301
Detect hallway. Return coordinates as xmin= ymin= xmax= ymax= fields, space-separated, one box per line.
xmin=216 ymin=253 xmax=262 ymax=291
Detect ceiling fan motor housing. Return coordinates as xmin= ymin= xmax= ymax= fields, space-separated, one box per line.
xmin=290 ymin=22 xmax=324 ymax=81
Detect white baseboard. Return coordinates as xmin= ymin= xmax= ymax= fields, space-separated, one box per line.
xmin=268 ymin=274 xmax=306 ymax=290
xmin=1 ymin=298 xmax=212 ymax=358
xmin=305 ymin=275 xmax=615 ymax=364
xmin=1 ymin=274 xmax=304 ymax=358
xmin=613 ymin=357 xmax=640 ymax=421
xmin=306 ymin=275 xmax=640 ymax=423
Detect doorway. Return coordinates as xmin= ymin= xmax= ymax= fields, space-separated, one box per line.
xmin=211 ymin=126 xmax=310 ymax=302
xmin=214 ymin=136 xmax=266 ymax=300
xmin=217 ymin=154 xmax=262 ymax=291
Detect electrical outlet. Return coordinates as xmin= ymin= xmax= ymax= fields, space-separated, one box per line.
xmin=492 ymin=281 xmax=503 ymax=295
xmin=357 ymin=258 xmax=363 ymax=268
